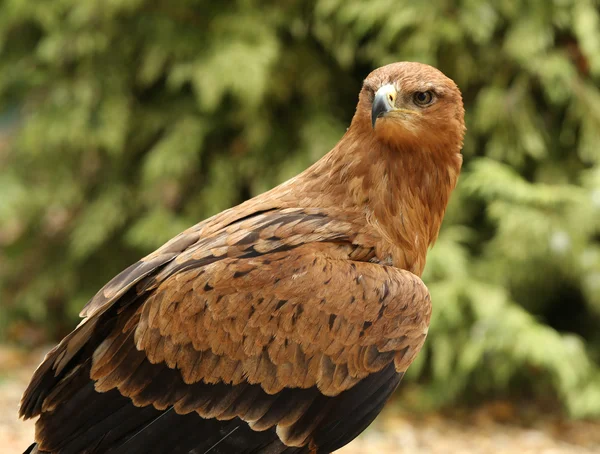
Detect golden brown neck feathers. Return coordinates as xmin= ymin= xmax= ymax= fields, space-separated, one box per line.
xmin=305 ymin=130 xmax=461 ymax=274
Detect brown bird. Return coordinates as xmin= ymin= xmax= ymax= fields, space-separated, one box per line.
xmin=20 ymin=61 xmax=464 ymax=454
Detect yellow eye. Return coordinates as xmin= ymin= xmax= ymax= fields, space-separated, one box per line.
xmin=413 ymin=91 xmax=434 ymax=106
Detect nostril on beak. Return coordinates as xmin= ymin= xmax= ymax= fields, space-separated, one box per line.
xmin=371 ymin=84 xmax=397 ymax=129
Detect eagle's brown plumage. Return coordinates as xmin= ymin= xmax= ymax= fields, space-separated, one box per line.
xmin=20 ymin=62 xmax=465 ymax=454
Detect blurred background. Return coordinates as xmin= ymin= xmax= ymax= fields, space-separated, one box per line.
xmin=1 ymin=0 xmax=600 ymax=452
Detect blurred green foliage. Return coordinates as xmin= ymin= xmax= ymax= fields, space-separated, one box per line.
xmin=1 ymin=0 xmax=599 ymax=417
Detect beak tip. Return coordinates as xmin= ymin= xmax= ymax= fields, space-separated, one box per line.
xmin=371 ymin=85 xmax=395 ymax=131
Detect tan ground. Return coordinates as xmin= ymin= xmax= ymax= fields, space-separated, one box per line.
xmin=1 ymin=346 xmax=599 ymax=454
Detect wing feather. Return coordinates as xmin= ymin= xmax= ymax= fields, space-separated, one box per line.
xmin=21 ymin=207 xmax=427 ymax=453
xmin=91 ymin=243 xmax=430 ymax=402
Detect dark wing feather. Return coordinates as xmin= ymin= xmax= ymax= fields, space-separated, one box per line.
xmin=28 ymin=356 xmax=401 ymax=454
xmin=21 ymin=208 xmax=428 ymax=453
xmin=20 ymin=208 xmax=360 ymax=420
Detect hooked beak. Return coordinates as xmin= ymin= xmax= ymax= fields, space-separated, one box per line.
xmin=371 ymin=84 xmax=397 ymax=129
